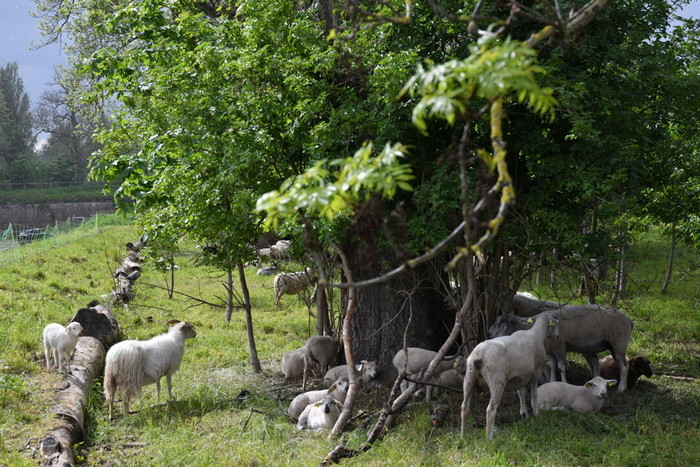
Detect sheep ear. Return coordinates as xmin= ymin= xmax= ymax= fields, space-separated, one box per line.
xmin=607 ymin=379 xmax=617 ymax=387
xmin=165 ymin=319 xmax=181 ymax=326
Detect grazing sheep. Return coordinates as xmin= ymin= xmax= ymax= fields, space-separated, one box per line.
xmin=42 ymin=321 xmax=83 ymax=373
xmin=270 ymin=239 xmax=292 ymax=260
xmin=488 ymin=304 xmax=633 ymax=392
xmin=537 ymin=376 xmax=617 ymax=413
xmin=600 ymin=355 xmax=653 ymax=389
xmin=296 ymin=395 xmax=343 ymax=431
xmin=392 ymin=347 xmax=466 ymax=401
xmin=303 ymin=335 xmax=337 ymax=390
xmin=274 ymin=267 xmax=316 ymax=305
xmin=104 ymin=320 xmax=196 ymax=420
xmin=323 ymin=360 xmax=378 ymax=385
xmin=281 ymin=347 xmax=306 ymax=380
xmin=461 ymin=314 xmax=559 ymax=439
xmin=288 ymin=377 xmax=349 ymax=418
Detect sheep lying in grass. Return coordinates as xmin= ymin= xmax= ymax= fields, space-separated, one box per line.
xmin=274 ymin=267 xmax=316 ymax=305
xmin=303 ymin=335 xmax=337 ymax=390
xmin=296 ymin=395 xmax=343 ymax=431
xmin=42 ymin=321 xmax=83 ymax=373
xmin=104 ymin=319 xmax=196 ymax=420
xmin=488 ymin=304 xmax=633 ymax=392
xmin=288 ymin=377 xmax=349 ymax=418
xmin=461 ymin=314 xmax=559 ymax=439
xmin=537 ymin=376 xmax=617 ymax=413
xmin=600 ymin=355 xmax=653 ymax=389
xmin=323 ymin=360 xmax=378 ymax=385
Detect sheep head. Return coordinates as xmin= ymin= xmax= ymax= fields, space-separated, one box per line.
xmin=66 ymin=322 xmax=83 ymax=336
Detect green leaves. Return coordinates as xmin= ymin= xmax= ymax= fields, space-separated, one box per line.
xmin=256 ymin=142 xmax=414 ymax=229
xmin=402 ymin=36 xmax=557 ymax=132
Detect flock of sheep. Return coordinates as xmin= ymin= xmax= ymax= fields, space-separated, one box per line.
xmin=41 ymin=263 xmax=653 ymax=439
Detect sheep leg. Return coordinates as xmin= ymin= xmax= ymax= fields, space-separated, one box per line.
xmin=529 ymin=376 xmax=539 ymax=416
xmin=548 ymin=355 xmax=557 ymax=382
xmin=516 ymin=386 xmax=529 ymax=419
xmin=614 ymin=353 xmax=629 ymax=392
xmin=584 ymin=353 xmax=600 ymax=377
xmin=166 ymin=374 xmax=173 ymax=401
xmin=460 ymin=372 xmax=478 ymax=436
xmin=155 ymin=378 xmax=161 ymax=403
xmin=554 ymin=353 xmax=567 ymax=383
xmin=484 ymin=385 xmax=504 ymax=440
xmin=44 ymin=344 xmax=52 ymax=369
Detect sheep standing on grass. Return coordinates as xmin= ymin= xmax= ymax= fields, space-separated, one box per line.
xmin=288 ymin=377 xmax=349 ymax=418
xmin=281 ymin=347 xmax=307 ymax=380
xmin=537 ymin=376 xmax=617 ymax=413
xmin=461 ymin=314 xmax=559 ymax=440
xmin=303 ymin=335 xmax=337 ymax=390
xmin=42 ymin=321 xmax=83 ymax=373
xmin=392 ymin=347 xmax=465 ymax=401
xmin=488 ymin=304 xmax=633 ymax=391
xmin=104 ymin=320 xmax=196 ymax=420
xmin=274 ymin=267 xmax=316 ymax=305
xmin=296 ymin=395 xmax=343 ymax=431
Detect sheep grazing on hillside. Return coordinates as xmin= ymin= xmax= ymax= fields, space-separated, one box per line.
xmin=104 ymin=320 xmax=196 ymax=420
xmin=324 ymin=360 xmax=378 ymax=385
xmin=288 ymin=377 xmax=349 ymax=418
xmin=488 ymin=304 xmax=633 ymax=392
xmin=461 ymin=314 xmax=559 ymax=440
xmin=303 ymin=335 xmax=337 ymax=390
xmin=296 ymin=395 xmax=343 ymax=431
xmin=537 ymin=376 xmax=617 ymax=413
xmin=273 ymin=267 xmax=316 ymax=305
xmin=599 ymin=355 xmax=653 ymax=389
xmin=42 ymin=321 xmax=83 ymax=373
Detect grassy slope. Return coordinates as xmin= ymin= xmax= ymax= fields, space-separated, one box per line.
xmin=0 ymin=221 xmax=698 ymax=465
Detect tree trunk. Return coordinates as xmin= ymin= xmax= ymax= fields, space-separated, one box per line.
xmin=238 ymin=262 xmax=261 ymax=372
xmin=315 ymin=285 xmax=332 ymax=336
xmin=661 ymin=227 xmax=677 ymax=294
xmin=225 ymin=268 xmax=234 ymax=322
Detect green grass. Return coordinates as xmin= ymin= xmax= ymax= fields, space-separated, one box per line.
xmin=0 ymin=221 xmax=698 ymax=465
xmin=0 ymin=184 xmax=115 ymax=204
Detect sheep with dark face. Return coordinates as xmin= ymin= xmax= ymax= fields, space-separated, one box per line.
xmin=599 ymin=355 xmax=653 ymax=389
xmin=488 ymin=304 xmax=633 ymax=392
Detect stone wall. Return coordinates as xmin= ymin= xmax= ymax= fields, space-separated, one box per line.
xmin=0 ymin=202 xmax=116 ymax=230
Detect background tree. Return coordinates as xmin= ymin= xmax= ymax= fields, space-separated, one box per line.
xmin=0 ymin=62 xmax=35 ymax=184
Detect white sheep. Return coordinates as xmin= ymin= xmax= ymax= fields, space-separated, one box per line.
xmin=281 ymin=347 xmax=306 ymax=380
xmin=288 ymin=376 xmax=349 ymax=418
xmin=537 ymin=376 xmax=617 ymax=413
xmin=274 ymin=267 xmax=316 ymax=305
xmin=296 ymin=395 xmax=343 ymax=431
xmin=461 ymin=314 xmax=559 ymax=439
xmin=392 ymin=347 xmax=465 ymax=401
xmin=303 ymin=334 xmax=337 ymax=390
xmin=323 ymin=360 xmax=378 ymax=385
xmin=511 ymin=291 xmax=561 ymax=317
xmin=488 ymin=304 xmax=633 ymax=392
xmin=104 ymin=320 xmax=196 ymax=420
xmin=42 ymin=321 xmax=83 ymax=373
xmin=270 ymin=239 xmax=292 ymax=260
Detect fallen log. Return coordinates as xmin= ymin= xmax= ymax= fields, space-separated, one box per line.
xmin=39 ymin=305 xmax=119 ymax=466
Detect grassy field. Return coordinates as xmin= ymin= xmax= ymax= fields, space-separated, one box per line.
xmin=0 ymin=219 xmax=698 ymax=465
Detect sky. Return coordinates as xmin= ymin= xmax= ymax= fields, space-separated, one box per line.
xmin=0 ymin=0 xmax=699 ymax=108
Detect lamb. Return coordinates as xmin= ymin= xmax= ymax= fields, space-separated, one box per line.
xmin=536 ymin=376 xmax=617 ymax=413
xmin=600 ymin=355 xmax=653 ymax=389
xmin=296 ymin=395 xmax=343 ymax=431
xmin=288 ymin=377 xmax=349 ymax=418
xmin=273 ymin=267 xmax=316 ymax=305
xmin=392 ymin=347 xmax=466 ymax=401
xmin=488 ymin=304 xmax=633 ymax=392
xmin=104 ymin=319 xmax=196 ymax=420
xmin=42 ymin=321 xmax=83 ymax=373
xmin=461 ymin=314 xmax=559 ymax=439
xmin=303 ymin=335 xmax=337 ymax=390
xmin=323 ymin=360 xmax=378 ymax=385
